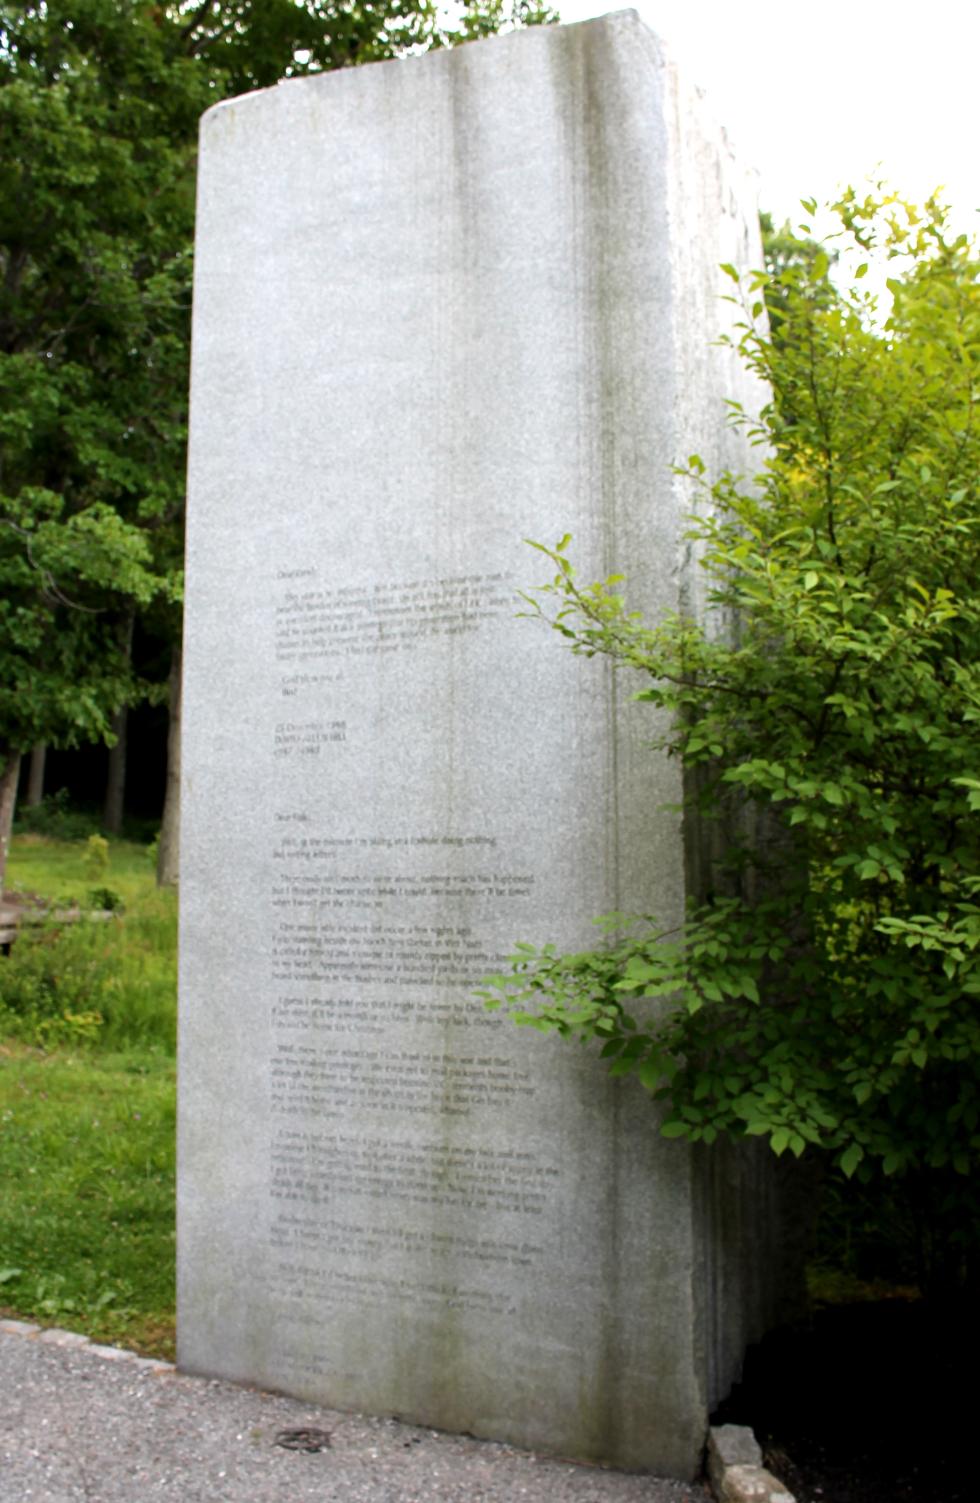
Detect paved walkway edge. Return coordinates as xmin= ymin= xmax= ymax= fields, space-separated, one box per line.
xmin=0 ymin=1317 xmax=175 ymax=1373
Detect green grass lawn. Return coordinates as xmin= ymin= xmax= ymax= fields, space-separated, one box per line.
xmin=7 ymin=830 xmax=163 ymax=909
xmin=0 ymin=834 xmax=176 ymax=1357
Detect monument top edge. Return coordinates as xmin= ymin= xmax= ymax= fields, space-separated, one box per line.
xmin=198 ymin=9 xmax=663 ymax=128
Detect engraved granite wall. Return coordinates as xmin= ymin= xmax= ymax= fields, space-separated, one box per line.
xmin=179 ymin=12 xmax=776 ymax=1478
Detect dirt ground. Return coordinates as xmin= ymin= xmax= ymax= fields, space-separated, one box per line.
xmin=713 ymin=1298 xmax=972 ymax=1503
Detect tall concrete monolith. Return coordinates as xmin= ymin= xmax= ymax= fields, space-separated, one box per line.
xmin=179 ymin=12 xmax=781 ymax=1479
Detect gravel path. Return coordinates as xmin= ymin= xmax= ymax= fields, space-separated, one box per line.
xmin=0 ymin=1325 xmax=709 ymax=1503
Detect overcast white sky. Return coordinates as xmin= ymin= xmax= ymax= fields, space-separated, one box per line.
xmin=551 ymin=1 xmax=978 ymax=237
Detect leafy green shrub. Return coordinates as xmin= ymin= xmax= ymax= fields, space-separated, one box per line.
xmin=483 ymin=193 xmax=980 ymax=1298
xmin=0 ymin=919 xmax=111 ymax=1045
xmin=86 ymin=886 xmax=125 ymax=913
xmin=34 ymin=1008 xmax=105 ymax=1048
xmin=83 ymin=834 xmax=109 ymax=881
xmin=0 ymin=898 xmax=175 ymax=1054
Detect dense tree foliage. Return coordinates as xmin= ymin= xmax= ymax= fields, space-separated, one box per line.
xmin=482 ymin=195 xmax=980 ymax=1295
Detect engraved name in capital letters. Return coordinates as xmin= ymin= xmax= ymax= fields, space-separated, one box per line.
xmin=273 ymin=572 xmax=515 ymax=664
xmin=273 ymin=718 xmax=348 ymax=758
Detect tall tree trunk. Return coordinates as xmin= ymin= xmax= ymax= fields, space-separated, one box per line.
xmin=0 ymin=752 xmax=22 ymax=893
xmin=103 ymin=612 xmax=135 ymax=836
xmin=103 ymin=707 xmax=128 ymax=835
xmin=157 ymin=641 xmax=182 ymax=888
xmin=25 ymin=743 xmax=46 ymax=807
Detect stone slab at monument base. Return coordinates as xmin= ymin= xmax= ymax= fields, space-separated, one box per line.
xmin=178 ymin=11 xmax=794 ymax=1481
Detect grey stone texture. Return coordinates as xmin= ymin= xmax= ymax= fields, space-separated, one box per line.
xmin=708 ymin=1426 xmax=764 ymax=1481
xmin=707 ymin=1425 xmax=797 ymax=1503
xmin=180 ymin=11 xmax=778 ymax=1480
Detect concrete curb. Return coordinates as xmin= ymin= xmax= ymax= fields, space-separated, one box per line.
xmin=707 ymin=1426 xmax=796 ymax=1503
xmin=0 ymin=1317 xmax=175 ymax=1373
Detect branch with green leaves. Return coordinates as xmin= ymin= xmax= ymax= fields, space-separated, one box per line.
xmin=482 ymin=194 xmax=980 ymax=1215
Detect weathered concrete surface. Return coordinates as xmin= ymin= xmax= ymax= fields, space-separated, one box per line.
xmin=180 ymin=10 xmax=773 ymax=1480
